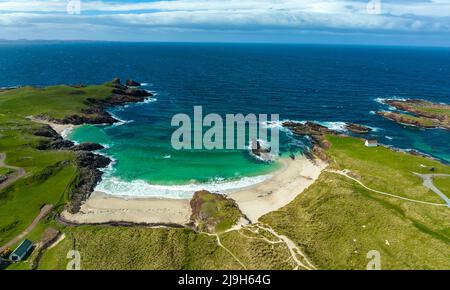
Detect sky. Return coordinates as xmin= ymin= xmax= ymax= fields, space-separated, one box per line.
xmin=0 ymin=0 xmax=449 ymax=46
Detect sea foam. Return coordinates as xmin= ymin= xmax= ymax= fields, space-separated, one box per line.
xmin=95 ymin=174 xmax=272 ymax=199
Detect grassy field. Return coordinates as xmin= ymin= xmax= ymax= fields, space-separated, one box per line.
xmin=380 ymin=112 xmax=437 ymax=128
xmin=36 ymin=226 xmax=296 ymax=270
xmin=0 ymin=167 xmax=13 ymax=176
xmin=261 ymin=135 xmax=450 ymax=269
xmin=0 ymin=83 xmax=115 ymax=246
xmin=434 ymin=177 xmax=450 ymax=198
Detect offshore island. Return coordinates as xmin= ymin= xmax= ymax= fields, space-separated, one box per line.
xmin=0 ymin=79 xmax=449 ymax=270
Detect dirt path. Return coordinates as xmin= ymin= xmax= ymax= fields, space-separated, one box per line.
xmin=254 ymin=224 xmax=316 ymax=270
xmin=326 ymin=169 xmax=447 ymax=207
xmin=413 ymin=173 xmax=450 ymax=207
xmin=0 ymin=153 xmax=26 ymax=191
xmin=200 ymin=231 xmax=247 ymax=269
xmin=0 ymin=205 xmax=54 ymax=253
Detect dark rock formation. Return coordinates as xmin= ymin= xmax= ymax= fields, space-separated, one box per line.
xmin=0 ymin=175 xmax=7 ymax=184
xmin=250 ymin=139 xmax=274 ymax=161
xmin=125 ymin=88 xmax=152 ymax=97
xmin=111 ymin=77 xmax=121 ymax=85
xmin=282 ymin=121 xmax=338 ymax=161
xmin=70 ymin=142 xmax=104 ymax=151
xmin=126 ymin=79 xmax=141 ymax=87
xmin=33 ymin=126 xmax=60 ymax=139
xmin=345 ymin=123 xmax=372 ymax=134
xmin=75 ymin=151 xmax=111 ymax=169
xmin=381 ymin=99 xmax=450 ymax=129
xmin=376 ymin=111 xmax=437 ymax=128
xmin=33 ymin=125 xmax=75 ymax=150
xmin=67 ymin=152 xmax=111 ymax=213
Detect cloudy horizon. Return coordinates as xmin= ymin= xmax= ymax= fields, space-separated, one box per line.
xmin=0 ymin=0 xmax=449 ymax=46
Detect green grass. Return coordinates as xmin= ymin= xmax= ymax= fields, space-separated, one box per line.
xmin=36 ymin=225 xmax=299 ymax=270
xmin=261 ymin=135 xmax=450 ymax=269
xmin=193 ymin=191 xmax=242 ymax=233
xmin=0 ymin=83 xmax=115 ymax=246
xmin=383 ymin=112 xmax=437 ymax=127
xmin=0 ymin=84 xmax=114 ymax=120
xmin=0 ymin=167 xmax=13 ymax=176
xmin=434 ymin=177 xmax=450 ymax=199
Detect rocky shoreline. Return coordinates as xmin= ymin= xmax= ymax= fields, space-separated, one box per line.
xmin=35 ymin=78 xmax=152 ymax=126
xmin=32 ymin=78 xmax=153 ymax=213
xmin=377 ymin=99 xmax=450 ymax=130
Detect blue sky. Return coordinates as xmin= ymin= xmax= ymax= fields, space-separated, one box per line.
xmin=0 ymin=0 xmax=449 ymax=46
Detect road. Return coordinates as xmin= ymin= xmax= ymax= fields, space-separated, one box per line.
xmin=0 ymin=153 xmax=26 ymax=191
xmin=0 ymin=205 xmax=54 ymax=253
xmin=326 ymin=169 xmax=447 ymax=207
xmin=413 ymin=173 xmax=450 ymax=207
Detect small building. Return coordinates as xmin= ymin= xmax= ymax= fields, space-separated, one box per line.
xmin=9 ymin=239 xmax=33 ymax=262
xmin=365 ymin=139 xmax=378 ymax=147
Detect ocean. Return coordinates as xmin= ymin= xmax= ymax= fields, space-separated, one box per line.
xmin=1 ymin=42 xmax=449 ymax=198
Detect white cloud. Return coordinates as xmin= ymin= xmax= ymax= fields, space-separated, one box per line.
xmin=0 ymin=0 xmax=449 ymax=41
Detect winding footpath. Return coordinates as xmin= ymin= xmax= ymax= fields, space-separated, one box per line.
xmin=204 ymin=223 xmax=316 ymax=270
xmin=0 ymin=153 xmax=54 ymax=254
xmin=0 ymin=153 xmax=26 ymax=191
xmin=0 ymin=205 xmax=54 ymax=253
xmin=326 ymin=169 xmax=448 ymax=207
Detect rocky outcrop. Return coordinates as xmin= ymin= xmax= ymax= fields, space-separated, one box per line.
xmin=33 ymin=126 xmax=75 ymax=150
xmin=282 ymin=121 xmax=337 ymax=162
xmin=67 ymin=152 xmax=111 ymax=213
xmin=345 ymin=123 xmax=372 ymax=134
xmin=380 ymin=99 xmax=450 ymax=130
xmin=0 ymin=175 xmax=7 ymax=184
xmin=190 ymin=190 xmax=243 ymax=233
xmin=126 ymin=79 xmax=141 ymax=87
xmin=42 ymin=78 xmax=152 ymax=126
xmin=33 ymin=78 xmax=150 ymax=214
xmin=376 ymin=111 xmax=438 ymax=128
xmin=70 ymin=142 xmax=104 ymax=151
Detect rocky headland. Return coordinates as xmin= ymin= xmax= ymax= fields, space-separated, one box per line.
xmin=377 ymin=99 xmax=450 ymax=130
xmin=31 ymin=78 xmax=151 ymax=213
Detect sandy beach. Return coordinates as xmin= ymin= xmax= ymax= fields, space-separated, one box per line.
xmin=61 ymin=156 xmax=326 ymax=226
xmin=29 ymin=116 xmax=78 ymax=137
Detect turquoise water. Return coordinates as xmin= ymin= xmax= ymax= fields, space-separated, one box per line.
xmin=1 ymin=43 xmax=449 ymax=198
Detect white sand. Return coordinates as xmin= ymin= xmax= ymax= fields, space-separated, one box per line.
xmin=61 ymin=192 xmax=192 ymax=225
xmin=61 ymin=156 xmax=326 ymax=226
xmin=229 ymin=157 xmax=327 ymax=222
xmin=28 ymin=116 xmax=78 ymax=137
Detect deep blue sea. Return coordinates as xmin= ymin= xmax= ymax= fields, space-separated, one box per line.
xmin=1 ymin=42 xmax=449 ymax=197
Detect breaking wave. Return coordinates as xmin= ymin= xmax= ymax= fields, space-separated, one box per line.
xmin=95 ymin=174 xmax=272 ymax=199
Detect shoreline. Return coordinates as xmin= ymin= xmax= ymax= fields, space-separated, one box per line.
xmin=61 ymin=155 xmax=327 ymax=226
xmin=29 ymin=116 xmax=79 ymax=138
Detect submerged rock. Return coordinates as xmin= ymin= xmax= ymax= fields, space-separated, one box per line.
xmin=345 ymin=123 xmax=372 ymax=134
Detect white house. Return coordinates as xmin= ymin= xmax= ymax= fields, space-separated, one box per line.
xmin=365 ymin=139 xmax=378 ymax=147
